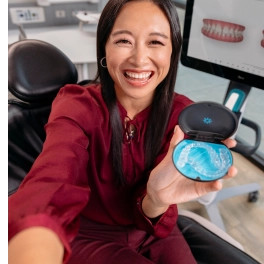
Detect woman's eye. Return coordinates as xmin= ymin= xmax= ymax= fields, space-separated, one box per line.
xmin=115 ymin=39 xmax=131 ymax=45
xmin=149 ymin=40 xmax=164 ymax=46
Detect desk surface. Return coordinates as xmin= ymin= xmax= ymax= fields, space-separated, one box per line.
xmin=8 ymin=25 xmax=97 ymax=64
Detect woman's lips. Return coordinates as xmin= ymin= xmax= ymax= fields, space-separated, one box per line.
xmin=125 ymin=71 xmax=152 ymax=80
xmin=201 ymin=19 xmax=245 ymax=43
xmin=124 ymin=71 xmax=153 ymax=86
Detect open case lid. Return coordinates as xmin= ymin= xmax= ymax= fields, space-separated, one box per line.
xmin=179 ymin=102 xmax=238 ymax=142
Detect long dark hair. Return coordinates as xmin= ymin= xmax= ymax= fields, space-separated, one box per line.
xmin=94 ymin=0 xmax=182 ymax=185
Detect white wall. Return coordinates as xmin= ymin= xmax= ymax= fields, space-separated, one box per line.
xmin=8 ymin=0 xmax=102 ymax=4
xmin=8 ymin=0 xmax=36 ymax=3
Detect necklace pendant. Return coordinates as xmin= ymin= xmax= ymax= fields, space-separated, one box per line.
xmin=124 ymin=117 xmax=137 ymax=143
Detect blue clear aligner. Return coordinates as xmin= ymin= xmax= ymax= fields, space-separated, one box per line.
xmin=172 ymin=139 xmax=233 ymax=181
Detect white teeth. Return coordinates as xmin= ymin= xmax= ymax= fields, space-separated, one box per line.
xmin=205 ymin=22 xmax=243 ymax=38
xmin=125 ymin=71 xmax=151 ymax=79
xmin=222 ymin=26 xmax=230 ymax=36
xmin=215 ymin=24 xmax=222 ymax=35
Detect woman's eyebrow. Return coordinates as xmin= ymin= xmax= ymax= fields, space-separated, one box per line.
xmin=149 ymin=32 xmax=169 ymax=39
xmin=112 ymin=30 xmax=133 ymax=36
xmin=111 ymin=30 xmax=169 ymax=39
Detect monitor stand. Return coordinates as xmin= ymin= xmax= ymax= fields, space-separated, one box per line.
xmin=197 ymin=81 xmax=262 ymax=231
xmin=224 ymin=81 xmax=262 ymax=156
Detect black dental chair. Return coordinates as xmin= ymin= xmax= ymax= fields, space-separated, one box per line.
xmin=8 ymin=39 xmax=78 ymax=196
xmin=8 ymin=39 xmax=260 ymax=264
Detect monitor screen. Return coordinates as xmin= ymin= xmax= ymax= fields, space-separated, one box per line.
xmin=180 ymin=0 xmax=264 ymax=90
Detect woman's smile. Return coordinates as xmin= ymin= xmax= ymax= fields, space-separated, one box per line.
xmin=124 ymin=70 xmax=153 ymax=87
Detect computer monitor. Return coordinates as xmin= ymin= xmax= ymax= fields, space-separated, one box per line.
xmin=180 ymin=0 xmax=264 ymax=90
xmin=180 ymin=0 xmax=264 ymax=163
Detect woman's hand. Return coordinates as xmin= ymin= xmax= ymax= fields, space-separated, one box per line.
xmin=142 ymin=125 xmax=237 ymax=218
xmin=8 ymin=227 xmax=64 ymax=264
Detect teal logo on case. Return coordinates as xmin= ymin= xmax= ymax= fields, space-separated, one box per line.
xmin=203 ymin=117 xmax=212 ymax=124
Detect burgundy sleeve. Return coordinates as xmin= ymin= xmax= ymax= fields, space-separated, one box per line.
xmin=132 ymin=93 xmax=193 ymax=238
xmin=133 ymin=185 xmax=178 ymax=238
xmin=8 ymin=84 xmax=94 ymax=263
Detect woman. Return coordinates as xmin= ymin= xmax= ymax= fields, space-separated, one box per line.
xmin=8 ymin=1 xmax=237 ymax=263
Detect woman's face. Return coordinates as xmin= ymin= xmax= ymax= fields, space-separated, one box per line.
xmin=105 ymin=1 xmax=172 ymax=110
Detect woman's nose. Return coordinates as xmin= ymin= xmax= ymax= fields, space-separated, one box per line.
xmin=129 ymin=44 xmax=149 ymax=66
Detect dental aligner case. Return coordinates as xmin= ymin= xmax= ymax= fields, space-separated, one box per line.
xmin=172 ymin=102 xmax=238 ymax=181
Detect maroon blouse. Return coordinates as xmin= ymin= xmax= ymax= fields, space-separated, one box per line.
xmin=8 ymin=84 xmax=192 ymax=262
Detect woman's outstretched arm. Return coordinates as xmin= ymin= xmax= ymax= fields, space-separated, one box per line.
xmin=9 ymin=227 xmax=64 ymax=264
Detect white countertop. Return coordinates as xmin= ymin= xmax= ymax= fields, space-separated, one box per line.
xmin=8 ymin=25 xmax=97 ymax=64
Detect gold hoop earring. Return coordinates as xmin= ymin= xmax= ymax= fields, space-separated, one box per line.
xmin=100 ymin=57 xmax=107 ymax=68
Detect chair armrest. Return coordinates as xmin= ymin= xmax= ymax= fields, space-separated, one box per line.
xmin=178 ymin=209 xmax=243 ymax=250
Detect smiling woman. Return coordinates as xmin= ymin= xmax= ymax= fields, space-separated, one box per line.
xmin=8 ymin=1 xmax=238 ymax=264
xmin=96 ymin=0 xmax=183 ymax=185
xmin=105 ymin=1 xmax=172 ymax=112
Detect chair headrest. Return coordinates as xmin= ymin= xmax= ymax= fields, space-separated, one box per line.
xmin=8 ymin=39 xmax=78 ymax=103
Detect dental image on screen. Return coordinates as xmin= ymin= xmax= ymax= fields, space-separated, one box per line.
xmin=187 ymin=0 xmax=264 ymax=77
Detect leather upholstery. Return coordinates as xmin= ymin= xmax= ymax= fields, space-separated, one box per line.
xmin=8 ymin=39 xmax=78 ymax=103
xmin=8 ymin=102 xmax=51 ymax=195
xmin=178 ymin=215 xmax=260 ymax=264
xmin=8 ymin=39 xmax=78 ymax=195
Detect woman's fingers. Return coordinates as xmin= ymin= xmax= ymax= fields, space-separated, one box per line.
xmin=223 ymin=165 xmax=238 ymax=179
xmin=200 ymin=166 xmax=237 ymax=196
xmin=193 ymin=164 xmax=237 ymax=197
xmin=170 ymin=125 xmax=184 ymax=148
xmin=222 ymin=138 xmax=237 ymax=149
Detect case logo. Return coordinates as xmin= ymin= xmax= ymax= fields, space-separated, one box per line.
xmin=203 ymin=117 xmax=212 ymax=124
